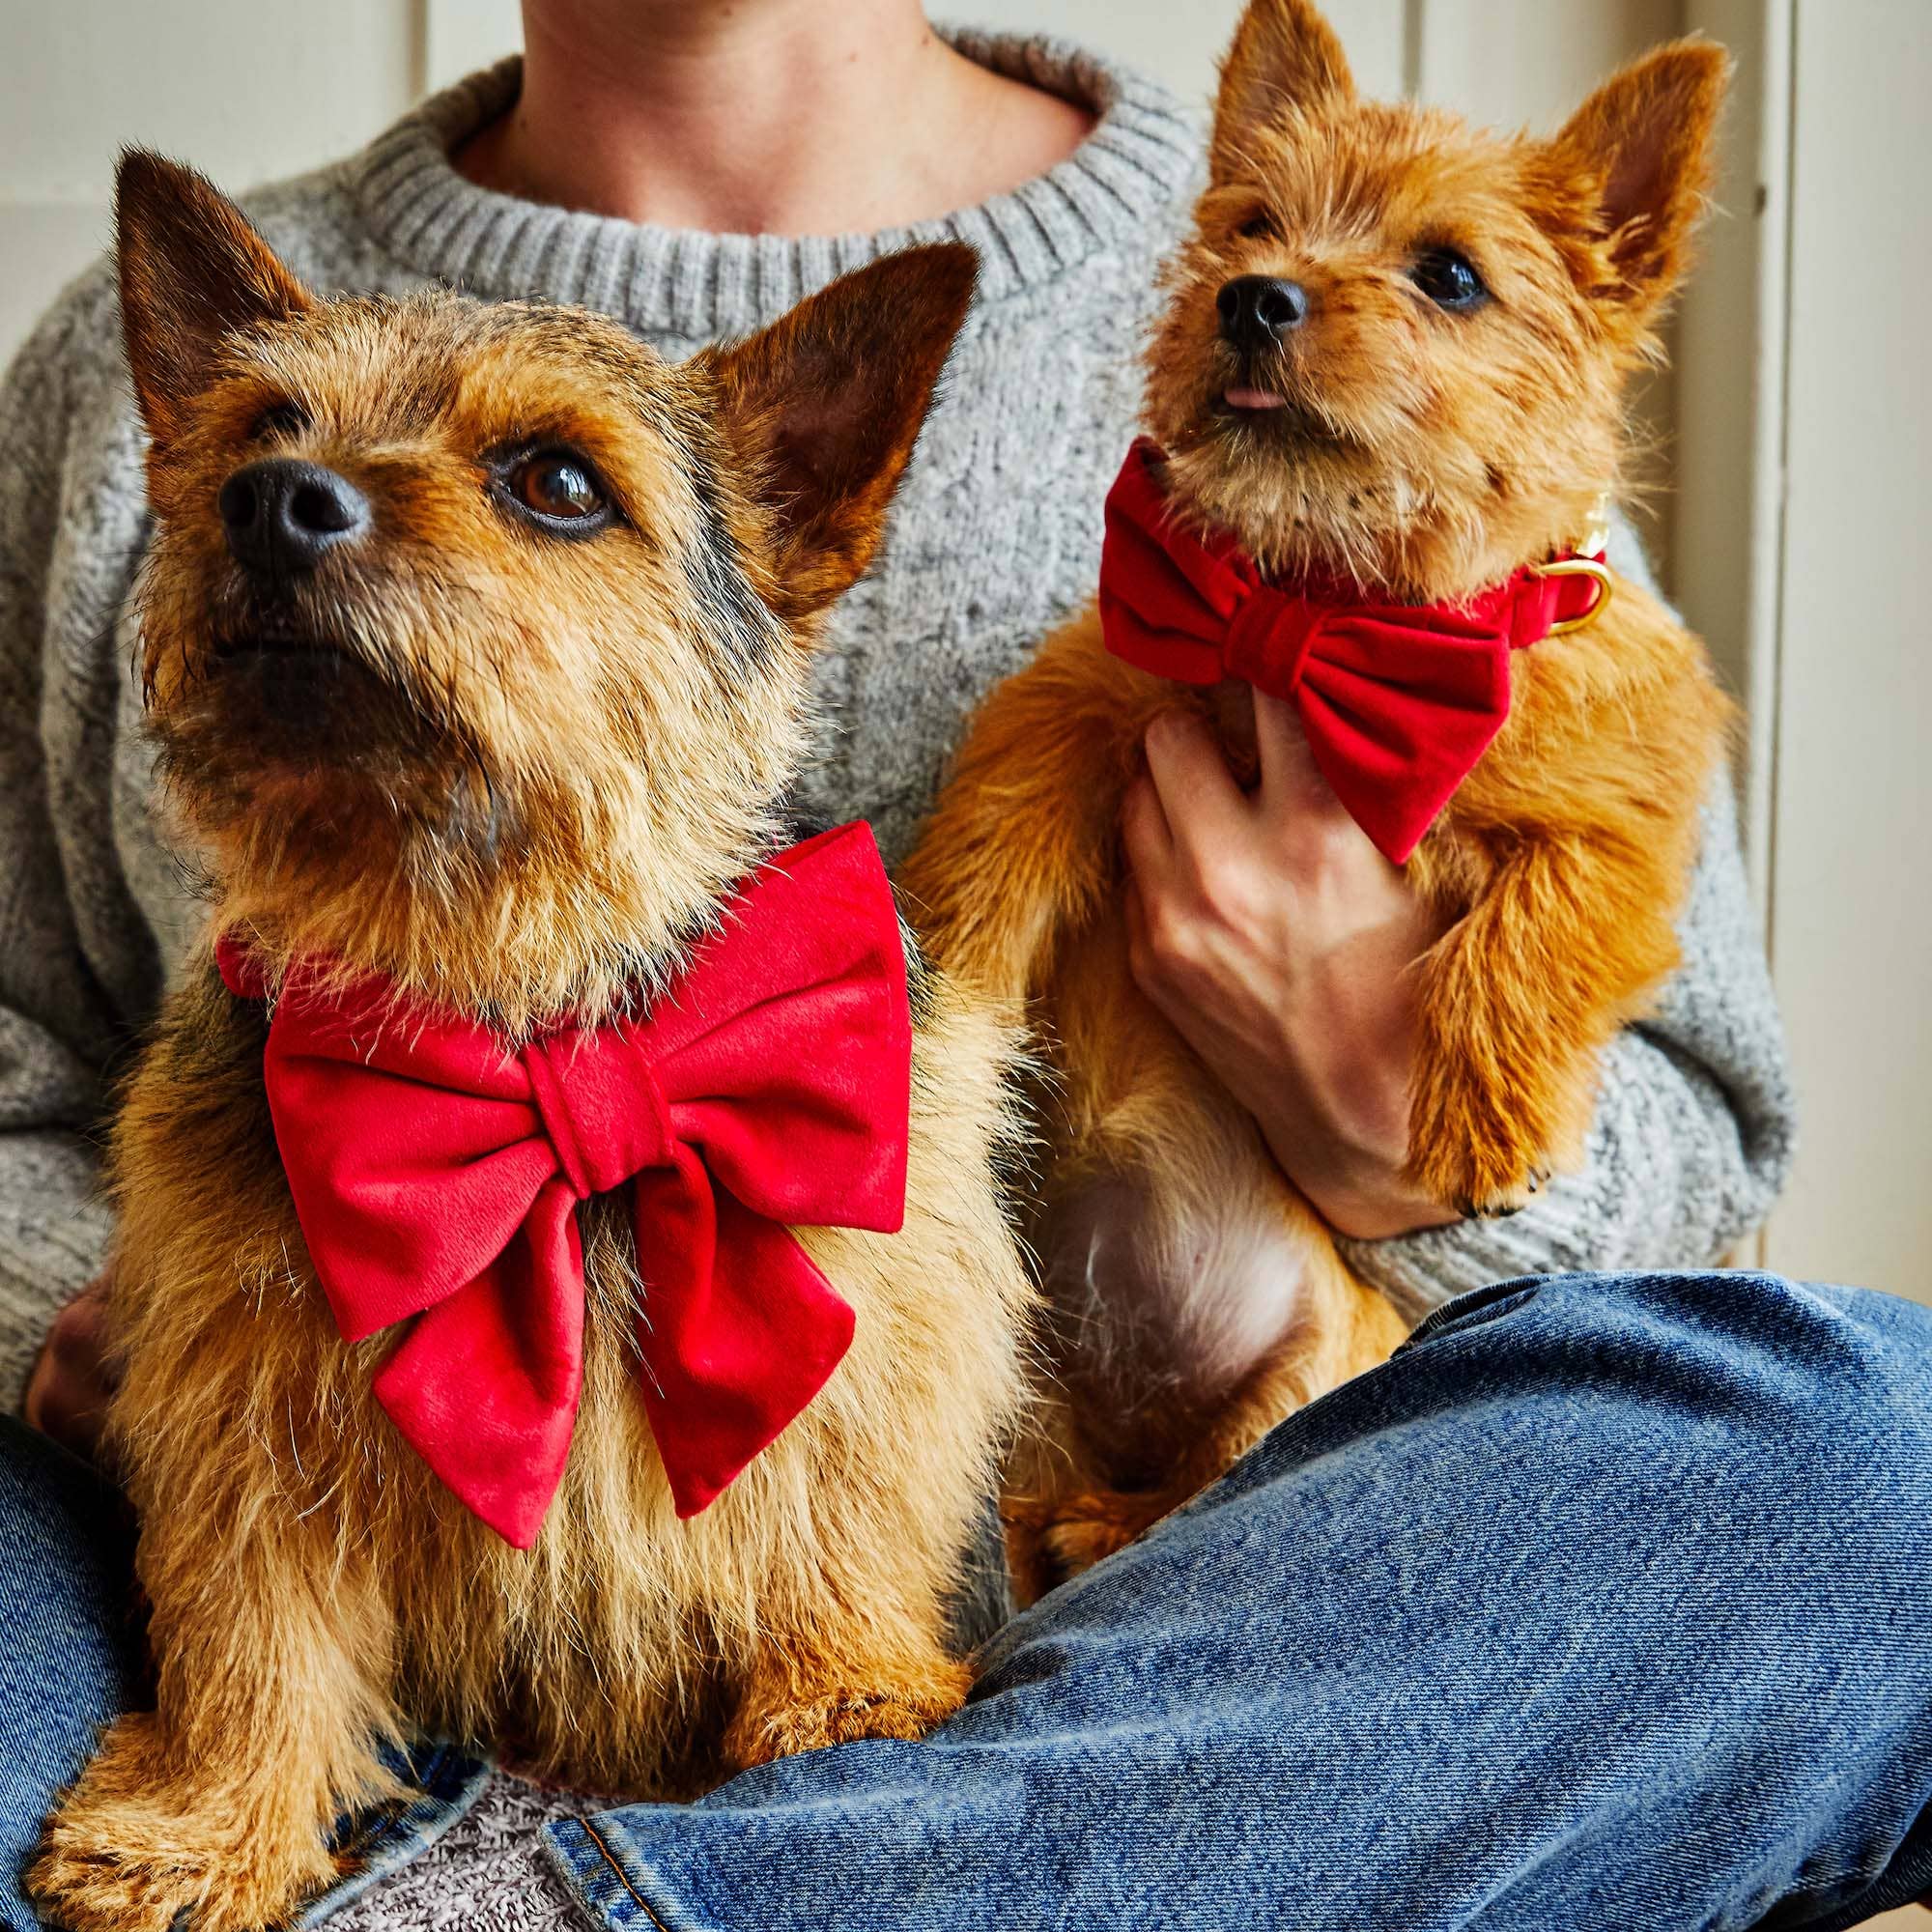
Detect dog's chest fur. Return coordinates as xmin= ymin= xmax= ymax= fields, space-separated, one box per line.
xmin=104 ymin=962 xmax=1029 ymax=1796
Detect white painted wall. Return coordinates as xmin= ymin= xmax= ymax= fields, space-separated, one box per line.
xmin=4 ymin=1 xmax=1928 ymax=1308
xmin=0 ymin=1 xmax=417 ymax=359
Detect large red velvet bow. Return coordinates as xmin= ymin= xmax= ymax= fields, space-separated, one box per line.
xmin=1098 ymin=439 xmax=1608 ymax=864
xmin=216 ymin=822 xmax=912 ymax=1549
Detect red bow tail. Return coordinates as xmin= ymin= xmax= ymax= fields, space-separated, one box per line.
xmin=374 ymin=1202 xmax=586 ymax=1548
xmin=630 ymin=1155 xmax=857 ymax=1518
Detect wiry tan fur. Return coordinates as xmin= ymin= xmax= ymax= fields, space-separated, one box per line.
xmin=29 ymin=155 xmax=1033 ymax=1932
xmin=900 ymin=0 xmax=1732 ymax=1596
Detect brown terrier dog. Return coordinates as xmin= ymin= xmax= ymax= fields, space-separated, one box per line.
xmin=901 ymin=0 xmax=1731 ymax=1597
xmin=29 ymin=156 xmax=1032 ymax=1932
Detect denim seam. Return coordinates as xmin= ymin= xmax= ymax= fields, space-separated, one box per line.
xmin=579 ymin=1815 xmax=674 ymax=1930
xmin=292 ymin=1742 xmax=493 ymax=1928
xmin=537 ymin=1822 xmax=638 ymax=1930
xmin=1398 ymin=1282 xmax=1541 ymax=1352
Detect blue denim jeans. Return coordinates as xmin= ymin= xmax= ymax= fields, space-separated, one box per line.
xmin=7 ymin=1271 xmax=1932 ymax=1930
xmin=0 ymin=1422 xmax=490 ymax=1932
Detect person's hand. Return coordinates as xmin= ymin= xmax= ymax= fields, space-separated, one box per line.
xmin=22 ymin=1275 xmax=118 ymax=1465
xmin=1122 ymin=692 xmax=1462 ymax=1241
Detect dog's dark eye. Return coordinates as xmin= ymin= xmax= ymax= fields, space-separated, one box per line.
xmin=504 ymin=451 xmax=611 ymax=530
xmin=1411 ymin=247 xmax=1489 ymax=311
xmin=251 ymin=399 xmax=309 ymax=441
xmin=1237 ymin=211 xmax=1279 ymax=242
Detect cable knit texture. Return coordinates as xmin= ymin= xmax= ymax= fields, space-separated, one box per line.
xmin=0 ymin=36 xmax=1793 ymax=1929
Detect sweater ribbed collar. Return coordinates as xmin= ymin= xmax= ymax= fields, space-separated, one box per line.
xmin=345 ymin=31 xmax=1202 ymax=338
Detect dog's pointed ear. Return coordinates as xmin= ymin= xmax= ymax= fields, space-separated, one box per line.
xmin=705 ymin=242 xmax=976 ymax=624
xmin=116 ymin=149 xmax=312 ymax=445
xmin=1548 ymin=41 xmax=1729 ymax=310
xmin=1211 ymin=0 xmax=1355 ymax=184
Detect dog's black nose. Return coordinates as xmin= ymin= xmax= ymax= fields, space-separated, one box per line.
xmin=1217 ymin=275 xmax=1311 ymax=348
xmin=218 ymin=459 xmax=369 ymax=578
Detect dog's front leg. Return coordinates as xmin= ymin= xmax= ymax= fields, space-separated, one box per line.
xmin=723 ymin=1628 xmax=972 ymax=1769
xmin=28 ymin=1487 xmax=401 ymax=1932
xmin=721 ymin=1557 xmax=972 ymax=1769
xmin=899 ymin=610 xmax=1174 ymax=1004
xmin=1405 ymin=835 xmax=1685 ymax=1218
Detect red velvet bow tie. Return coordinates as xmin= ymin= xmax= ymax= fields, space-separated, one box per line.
xmin=216 ymin=822 xmax=912 ymax=1549
xmin=1098 ymin=439 xmax=1610 ymax=864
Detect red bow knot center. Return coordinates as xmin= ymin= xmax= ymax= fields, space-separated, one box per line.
xmin=523 ymin=1025 xmax=675 ymax=1201
xmin=1224 ymin=587 xmax=1323 ymax=699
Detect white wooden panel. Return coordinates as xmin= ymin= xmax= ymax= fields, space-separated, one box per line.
xmin=0 ymin=201 xmax=111 ymax=370
xmin=1765 ymin=0 xmax=1932 ymax=1304
xmin=1674 ymin=0 xmax=1791 ymax=906
xmin=1315 ymin=0 xmax=1411 ymax=101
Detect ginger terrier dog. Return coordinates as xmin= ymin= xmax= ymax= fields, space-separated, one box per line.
xmin=30 ymin=155 xmax=1031 ymax=1932
xmin=902 ymin=0 xmax=1732 ymax=1597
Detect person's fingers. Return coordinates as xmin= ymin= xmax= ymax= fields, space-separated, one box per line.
xmin=24 ymin=1356 xmax=110 ymax=1464
xmin=21 ymin=1339 xmax=55 ymax=1434
xmin=1122 ymin=873 xmax=1152 ymax=985
xmin=60 ymin=1283 xmax=112 ymax=1357
xmin=1141 ymin=708 xmax=1250 ymax=862
xmin=21 ymin=1279 xmax=117 ymax=1465
xmin=1121 ymin=765 xmax=1174 ymax=883
xmin=1252 ymin=688 xmax=1343 ymax=817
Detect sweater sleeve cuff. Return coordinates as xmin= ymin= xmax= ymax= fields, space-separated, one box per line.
xmin=1334 ymin=1181 xmax=1605 ymax=1326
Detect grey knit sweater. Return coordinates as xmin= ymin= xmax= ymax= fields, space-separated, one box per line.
xmin=0 ymin=37 xmax=1793 ymax=1928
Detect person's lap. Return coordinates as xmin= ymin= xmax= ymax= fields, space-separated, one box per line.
xmin=0 ymin=1420 xmax=490 ymax=1931
xmin=0 ymin=1423 xmax=138 ymax=1932
xmin=6 ymin=1270 xmax=1931 ymax=1932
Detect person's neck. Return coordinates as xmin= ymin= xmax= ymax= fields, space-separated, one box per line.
xmin=456 ymin=0 xmax=1095 ymax=237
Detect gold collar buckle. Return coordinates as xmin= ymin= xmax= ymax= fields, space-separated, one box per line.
xmin=1534 ymin=492 xmax=1614 ymax=636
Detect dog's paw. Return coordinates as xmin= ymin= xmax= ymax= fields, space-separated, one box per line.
xmin=30 ymin=1820 xmax=214 ymax=1932
xmin=30 ymin=1817 xmax=330 ymax=1932
xmin=1447 ymin=1162 xmax=1555 ymax=1221
xmin=725 ymin=1659 xmax=973 ymax=1767
xmin=1406 ymin=1122 xmax=1554 ymax=1222
xmin=1005 ymin=1487 xmax=1177 ymax=1603
xmin=1406 ymin=1049 xmax=1579 ymax=1221
xmin=28 ymin=1715 xmax=334 ymax=1932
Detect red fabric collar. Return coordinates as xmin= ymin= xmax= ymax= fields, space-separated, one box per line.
xmin=218 ymin=821 xmax=912 ymax=1548
xmin=1098 ymin=438 xmax=1607 ymax=863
